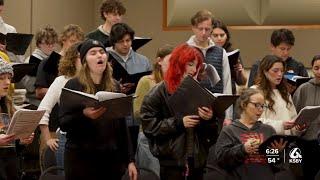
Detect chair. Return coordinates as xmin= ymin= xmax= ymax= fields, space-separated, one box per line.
xmin=39 ymin=166 xmax=64 ymax=180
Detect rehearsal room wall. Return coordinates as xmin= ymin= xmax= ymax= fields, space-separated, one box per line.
xmin=3 ymin=0 xmax=320 ymax=69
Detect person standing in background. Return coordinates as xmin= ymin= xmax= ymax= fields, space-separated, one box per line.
xmin=211 ymin=18 xmax=247 ymax=95
xmin=86 ymin=0 xmax=126 ymax=47
xmin=134 ymin=44 xmax=173 ymax=177
xmin=0 ymin=0 xmax=24 ymax=63
xmin=21 ymin=25 xmax=58 ymax=109
xmin=293 ymin=55 xmax=320 ymax=180
xmin=248 ymin=29 xmax=308 ymax=88
xmin=186 ymin=10 xmax=233 ymax=131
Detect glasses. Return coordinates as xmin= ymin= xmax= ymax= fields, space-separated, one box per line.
xmin=248 ymin=102 xmax=268 ymax=110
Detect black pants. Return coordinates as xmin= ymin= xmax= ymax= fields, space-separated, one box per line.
xmin=0 ymin=157 xmax=18 ymax=180
xmin=64 ymin=147 xmax=126 ymax=180
xmin=160 ymin=166 xmax=203 ymax=180
xmin=298 ymin=139 xmax=320 ymax=180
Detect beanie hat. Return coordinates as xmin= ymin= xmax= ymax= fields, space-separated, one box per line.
xmin=78 ymin=39 xmax=106 ymax=63
xmin=0 ymin=58 xmax=13 ymax=76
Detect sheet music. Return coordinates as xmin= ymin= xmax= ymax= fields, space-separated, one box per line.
xmin=6 ymin=109 xmax=45 ymax=139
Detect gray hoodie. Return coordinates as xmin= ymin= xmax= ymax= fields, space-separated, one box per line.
xmin=293 ymin=78 xmax=320 ymax=140
xmin=215 ymin=120 xmax=278 ymax=180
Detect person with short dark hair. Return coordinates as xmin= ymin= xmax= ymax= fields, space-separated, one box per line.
xmin=86 ymin=0 xmax=126 ymax=47
xmin=107 ymin=23 xmax=151 ymax=95
xmin=248 ymin=29 xmax=308 ymax=88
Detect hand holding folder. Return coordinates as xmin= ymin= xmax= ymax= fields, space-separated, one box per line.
xmin=258 ymin=134 xmax=297 ymax=153
xmin=168 ymin=75 xmax=239 ymax=117
xmin=61 ymin=88 xmax=133 ymax=119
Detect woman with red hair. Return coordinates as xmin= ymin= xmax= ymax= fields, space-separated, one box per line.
xmin=140 ymin=44 xmax=218 ymax=180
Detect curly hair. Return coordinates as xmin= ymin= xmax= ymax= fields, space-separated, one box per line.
xmin=58 ymin=42 xmax=81 ymax=78
xmin=255 ymin=55 xmax=291 ymax=112
xmin=58 ymin=24 xmax=84 ymax=47
xmin=100 ymin=0 xmax=126 ymax=21
xmin=35 ymin=25 xmax=58 ymax=47
xmin=164 ymin=43 xmax=203 ymax=94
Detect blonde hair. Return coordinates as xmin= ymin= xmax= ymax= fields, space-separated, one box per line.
xmin=58 ymin=24 xmax=85 ymax=47
xmin=58 ymin=42 xmax=81 ymax=77
xmin=35 ymin=25 xmax=58 ymax=47
xmin=77 ymin=58 xmax=115 ymax=94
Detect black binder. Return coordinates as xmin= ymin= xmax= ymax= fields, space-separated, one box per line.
xmin=168 ymin=75 xmax=239 ymax=117
xmin=259 ymin=134 xmax=297 ymax=153
xmin=109 ymin=55 xmax=151 ymax=84
xmin=28 ymin=55 xmax=42 ymax=76
xmin=11 ymin=63 xmax=36 ymax=83
xmin=61 ymin=88 xmax=134 ymax=120
xmin=4 ymin=33 xmax=33 ymax=55
xmin=132 ymin=37 xmax=152 ymax=51
xmin=43 ymin=51 xmax=61 ymax=76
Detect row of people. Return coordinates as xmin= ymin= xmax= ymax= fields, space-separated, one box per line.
xmin=0 ymin=0 xmax=318 ymax=179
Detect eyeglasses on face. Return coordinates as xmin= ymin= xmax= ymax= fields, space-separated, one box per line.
xmin=248 ymin=102 xmax=268 ymax=110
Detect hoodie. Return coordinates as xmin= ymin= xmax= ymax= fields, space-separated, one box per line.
xmin=293 ymin=78 xmax=320 ymax=140
xmin=215 ymin=120 xmax=278 ymax=180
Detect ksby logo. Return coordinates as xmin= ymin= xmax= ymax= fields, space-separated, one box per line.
xmin=289 ymin=147 xmax=302 ymax=163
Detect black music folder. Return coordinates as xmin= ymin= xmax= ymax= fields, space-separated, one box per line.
xmin=43 ymin=51 xmax=61 ymax=75
xmin=284 ymin=72 xmax=311 ymax=87
xmin=4 ymin=33 xmax=33 ymax=55
xmin=168 ymin=75 xmax=239 ymax=117
xmin=61 ymin=88 xmax=133 ymax=119
xmin=28 ymin=55 xmax=42 ymax=76
xmin=11 ymin=63 xmax=36 ymax=83
xmin=259 ymin=135 xmax=297 ymax=153
xmin=227 ymin=49 xmax=240 ymax=79
xmin=132 ymin=37 xmax=152 ymax=51
xmin=109 ymin=57 xmax=151 ymax=84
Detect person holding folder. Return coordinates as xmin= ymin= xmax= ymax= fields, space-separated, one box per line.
xmin=186 ymin=10 xmax=233 ymax=131
xmin=251 ymin=55 xmax=305 ymax=135
xmin=214 ymin=88 xmax=286 ymax=180
xmin=0 ymin=59 xmax=34 ymax=180
xmin=22 ymin=25 xmax=58 ymax=108
xmin=59 ymin=39 xmax=137 ymax=180
xmin=211 ymin=18 xmax=247 ymax=95
xmin=140 ymin=44 xmax=216 ymax=180
xmin=292 ymin=55 xmax=320 ymax=180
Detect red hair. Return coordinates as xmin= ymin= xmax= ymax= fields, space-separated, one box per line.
xmin=164 ymin=43 xmax=204 ymax=93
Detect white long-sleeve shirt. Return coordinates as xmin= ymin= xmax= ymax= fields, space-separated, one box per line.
xmin=38 ymin=76 xmax=70 ymax=125
xmin=251 ymin=86 xmax=297 ymax=135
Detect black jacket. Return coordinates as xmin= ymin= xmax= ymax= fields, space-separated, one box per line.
xmin=140 ymin=82 xmax=218 ymax=168
xmin=59 ymin=78 xmax=134 ymax=164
